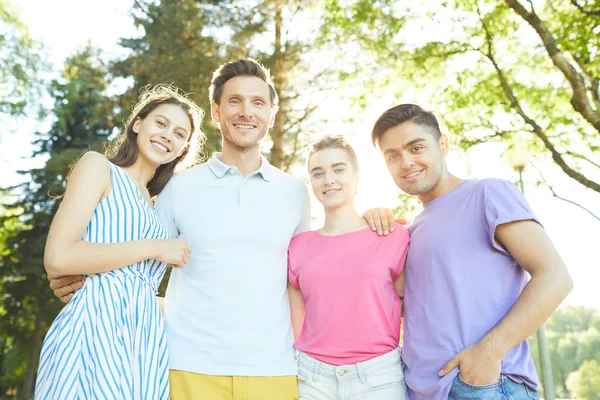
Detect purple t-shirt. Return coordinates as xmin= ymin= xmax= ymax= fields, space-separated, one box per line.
xmin=404 ymin=179 xmax=541 ymax=399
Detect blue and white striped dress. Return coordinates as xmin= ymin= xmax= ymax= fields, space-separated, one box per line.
xmin=35 ymin=162 xmax=170 ymax=400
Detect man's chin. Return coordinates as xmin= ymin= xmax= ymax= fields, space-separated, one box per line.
xmin=398 ymin=183 xmax=426 ymax=197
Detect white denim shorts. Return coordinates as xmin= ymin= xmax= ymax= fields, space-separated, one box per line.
xmin=297 ymin=347 xmax=407 ymax=400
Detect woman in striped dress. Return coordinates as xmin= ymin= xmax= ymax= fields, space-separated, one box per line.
xmin=35 ymin=86 xmax=204 ymax=399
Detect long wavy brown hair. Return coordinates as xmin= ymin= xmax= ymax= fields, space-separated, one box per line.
xmin=106 ymin=85 xmax=205 ymax=197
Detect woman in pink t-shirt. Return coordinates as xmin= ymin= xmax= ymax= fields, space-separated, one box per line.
xmin=288 ymin=136 xmax=410 ymax=399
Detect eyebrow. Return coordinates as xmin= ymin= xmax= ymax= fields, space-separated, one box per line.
xmin=331 ymin=162 xmax=348 ymax=168
xmin=155 ymin=114 xmax=189 ymax=134
xmin=383 ymin=137 xmax=426 ymax=155
xmin=228 ymin=93 xmax=268 ymax=102
xmin=309 ymin=162 xmax=348 ymax=174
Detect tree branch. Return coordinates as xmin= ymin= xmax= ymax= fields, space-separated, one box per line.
xmin=531 ymin=163 xmax=600 ymax=222
xmin=280 ymin=103 xmax=321 ymax=137
xmin=504 ymin=0 xmax=600 ymax=132
xmin=477 ymin=6 xmax=600 ymax=193
xmin=569 ymin=0 xmax=600 ymax=16
xmin=566 ymin=151 xmax=600 ymax=169
xmin=592 ymin=77 xmax=600 ymax=112
xmin=572 ymin=55 xmax=600 ymax=113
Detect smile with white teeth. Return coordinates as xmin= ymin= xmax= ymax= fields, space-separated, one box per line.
xmin=151 ymin=141 xmax=169 ymax=153
xmin=323 ymin=189 xmax=341 ymax=195
xmin=233 ymin=124 xmax=256 ymax=130
xmin=403 ymin=169 xmax=424 ymax=179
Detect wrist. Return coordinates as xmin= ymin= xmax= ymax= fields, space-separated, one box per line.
xmin=478 ymin=334 xmax=506 ymax=360
xmin=148 ymin=239 xmax=163 ymax=259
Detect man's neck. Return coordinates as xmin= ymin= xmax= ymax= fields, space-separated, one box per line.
xmin=419 ymin=172 xmax=464 ymax=204
xmin=219 ymin=143 xmax=263 ymax=177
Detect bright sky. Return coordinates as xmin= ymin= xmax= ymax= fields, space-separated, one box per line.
xmin=6 ymin=0 xmax=600 ymax=310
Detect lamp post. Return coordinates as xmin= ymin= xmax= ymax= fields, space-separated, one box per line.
xmin=506 ymin=145 xmax=555 ymax=400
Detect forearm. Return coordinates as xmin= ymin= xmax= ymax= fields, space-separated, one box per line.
xmin=481 ymin=270 xmax=572 ymax=357
xmin=45 ymin=239 xmax=161 ymax=277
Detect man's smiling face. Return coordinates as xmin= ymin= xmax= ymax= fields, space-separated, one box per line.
xmin=378 ymin=121 xmax=448 ymax=201
xmin=211 ymin=75 xmax=276 ymax=151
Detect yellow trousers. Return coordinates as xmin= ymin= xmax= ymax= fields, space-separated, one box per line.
xmin=170 ymin=370 xmax=298 ymax=400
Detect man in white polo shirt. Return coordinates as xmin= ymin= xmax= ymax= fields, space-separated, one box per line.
xmin=158 ymin=58 xmax=309 ymax=399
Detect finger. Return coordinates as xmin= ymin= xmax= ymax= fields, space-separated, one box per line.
xmin=387 ymin=211 xmax=395 ymax=232
xmin=439 ymin=356 xmax=460 ymax=376
xmin=380 ymin=212 xmax=391 ymax=235
xmin=364 ymin=213 xmax=376 ymax=231
xmin=373 ymin=214 xmax=383 ymax=235
xmin=49 ymin=276 xmax=69 ymax=290
xmin=53 ymin=280 xmax=83 ymax=299
xmin=60 ymin=293 xmax=73 ymax=304
xmin=49 ymin=275 xmax=83 ymax=290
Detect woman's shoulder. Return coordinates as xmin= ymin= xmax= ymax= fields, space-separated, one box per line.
xmin=74 ymin=151 xmax=111 ymax=173
xmin=380 ymin=222 xmax=410 ymax=245
xmin=289 ymin=230 xmax=318 ymax=251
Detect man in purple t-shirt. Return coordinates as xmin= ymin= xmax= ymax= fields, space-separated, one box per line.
xmin=370 ymin=104 xmax=572 ymax=399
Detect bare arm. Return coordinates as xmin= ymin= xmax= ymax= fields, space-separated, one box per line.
xmin=44 ymin=152 xmax=190 ymax=277
xmin=393 ymin=268 xmax=406 ymax=300
xmin=440 ymin=220 xmax=572 ymax=384
xmin=481 ymin=220 xmax=572 ymax=356
xmin=288 ymin=282 xmax=306 ymax=341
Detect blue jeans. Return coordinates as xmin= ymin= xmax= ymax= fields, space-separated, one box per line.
xmin=449 ymin=374 xmax=540 ymax=399
xmin=297 ymin=348 xmax=407 ymax=400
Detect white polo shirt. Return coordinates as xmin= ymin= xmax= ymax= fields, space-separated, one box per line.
xmin=155 ymin=152 xmax=311 ymax=376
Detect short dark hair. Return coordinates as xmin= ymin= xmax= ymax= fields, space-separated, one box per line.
xmin=209 ymin=58 xmax=278 ymax=107
xmin=308 ymin=136 xmax=359 ymax=173
xmin=371 ymin=104 xmax=441 ymax=146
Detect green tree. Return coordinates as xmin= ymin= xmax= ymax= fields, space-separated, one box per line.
xmin=529 ymin=306 xmax=600 ymax=396
xmin=0 ymin=0 xmax=45 ymax=116
xmin=568 ymin=359 xmax=600 ymax=400
xmin=0 ymin=46 xmax=116 ymax=399
xmin=323 ymin=0 xmax=600 ymax=200
xmin=114 ymin=0 xmax=332 ymax=170
xmin=392 ymin=194 xmax=422 ymax=221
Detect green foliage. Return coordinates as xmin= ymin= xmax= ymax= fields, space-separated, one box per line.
xmin=528 ymin=306 xmax=600 ymax=397
xmin=392 ymin=193 xmax=422 ymax=221
xmin=114 ymin=0 xmax=333 ymax=169
xmin=323 ymin=0 xmax=600 ymax=196
xmin=112 ymin=0 xmax=225 ymax=155
xmin=0 ymin=0 xmax=45 ymax=116
xmin=0 ymin=45 xmax=116 ymax=398
xmin=568 ymin=359 xmax=600 ymax=400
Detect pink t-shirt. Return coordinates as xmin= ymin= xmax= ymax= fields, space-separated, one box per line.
xmin=288 ymin=223 xmax=409 ymax=366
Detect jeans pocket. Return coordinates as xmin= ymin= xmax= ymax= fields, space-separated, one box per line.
xmin=524 ymin=385 xmax=541 ymax=400
xmin=457 ymin=374 xmax=500 ymax=390
xmin=365 ymin=363 xmax=405 ymax=390
xmin=297 ymin=367 xmax=310 ymax=384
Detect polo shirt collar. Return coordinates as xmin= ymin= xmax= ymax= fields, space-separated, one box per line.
xmin=207 ymin=152 xmax=273 ymax=181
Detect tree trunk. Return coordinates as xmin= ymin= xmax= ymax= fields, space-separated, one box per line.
xmin=0 ymin=338 xmax=6 ymax=399
xmin=18 ymin=311 xmax=44 ymax=400
xmin=269 ymin=0 xmax=285 ymax=169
